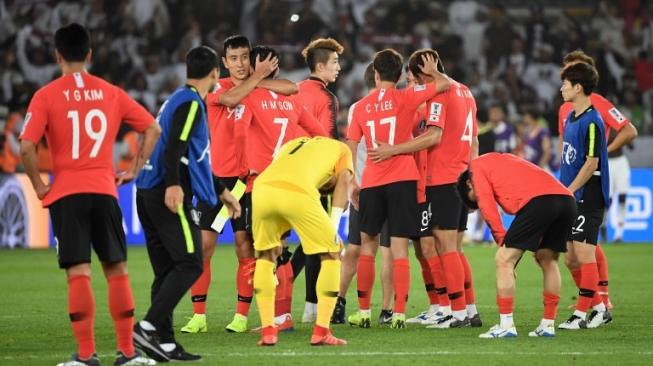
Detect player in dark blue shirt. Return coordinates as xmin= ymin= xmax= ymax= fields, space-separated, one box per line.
xmin=133 ymin=46 xmax=241 ymax=362
xmin=557 ymin=62 xmax=612 ymax=331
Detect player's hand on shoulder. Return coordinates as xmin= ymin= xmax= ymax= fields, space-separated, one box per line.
xmin=164 ymin=185 xmax=184 ymax=213
xmin=219 ymin=189 xmax=242 ymax=219
xmin=369 ymin=140 xmax=395 ymax=163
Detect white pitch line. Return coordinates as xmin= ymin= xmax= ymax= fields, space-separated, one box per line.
xmin=224 ymin=351 xmax=653 ymax=357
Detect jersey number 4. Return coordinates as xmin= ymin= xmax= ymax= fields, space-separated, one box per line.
xmin=67 ymin=109 xmax=107 ymax=160
xmin=460 ymin=111 xmax=473 ymax=146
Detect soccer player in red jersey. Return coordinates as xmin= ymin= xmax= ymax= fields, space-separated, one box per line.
xmin=290 ymin=37 xmax=344 ymax=323
xmin=20 ymin=23 xmax=160 ymax=366
xmin=370 ymin=49 xmax=481 ymax=329
xmin=456 ymin=153 xmax=576 ymax=338
xmin=346 ymin=49 xmax=450 ymax=328
xmin=402 ymin=67 xmax=448 ymax=326
xmin=183 ymin=35 xmax=298 ymax=334
xmin=557 ymin=50 xmax=638 ymax=311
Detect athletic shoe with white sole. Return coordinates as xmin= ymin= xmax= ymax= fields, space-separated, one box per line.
xmin=558 ymin=314 xmax=588 ymax=330
xmin=478 ymin=324 xmax=518 ymax=338
xmin=528 ymin=324 xmax=555 ymax=337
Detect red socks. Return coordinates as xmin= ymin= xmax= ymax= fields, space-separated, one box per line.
xmin=595 ymin=245 xmax=610 ymax=305
xmin=571 ymin=268 xmax=582 ymax=288
xmin=543 ymin=292 xmax=560 ymax=320
xmin=236 ymin=258 xmax=256 ymax=316
xmin=392 ymin=258 xmax=410 ymax=314
xmin=190 ymin=259 xmax=211 ymax=314
xmin=497 ymin=296 xmax=514 ymax=314
xmin=427 ymin=255 xmax=450 ymax=307
xmin=68 ymin=275 xmax=95 ymax=360
xmin=108 ymin=274 xmax=135 ymax=357
xmin=357 ymin=255 xmax=375 ymax=310
xmin=418 ymin=258 xmax=438 ymax=305
xmin=576 ymin=262 xmax=599 ymax=312
xmin=441 ymin=252 xmax=466 ymax=311
xmin=275 ymin=262 xmax=294 ymax=316
xmin=459 ymin=253 xmax=475 ymax=305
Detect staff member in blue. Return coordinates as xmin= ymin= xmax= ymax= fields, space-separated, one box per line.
xmin=557 ymin=62 xmax=611 ymax=331
xmin=133 ymin=46 xmax=241 ymax=362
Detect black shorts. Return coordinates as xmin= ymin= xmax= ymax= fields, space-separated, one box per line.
xmin=504 ymin=195 xmax=577 ymax=253
xmin=427 ymin=184 xmax=468 ymax=231
xmin=198 ymin=176 xmax=247 ymax=233
xmin=359 ymin=180 xmax=418 ymax=238
xmin=50 ymin=194 xmax=126 ymax=269
xmin=243 ymin=192 xmax=253 ymax=236
xmin=136 ymin=189 xmax=202 ymax=266
xmin=348 ymin=205 xmax=390 ymax=247
xmin=570 ymin=176 xmax=606 ymax=245
xmin=412 ymin=202 xmax=433 ymax=240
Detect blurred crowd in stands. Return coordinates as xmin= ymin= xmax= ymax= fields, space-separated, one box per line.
xmin=0 ymin=0 xmax=651 ymax=173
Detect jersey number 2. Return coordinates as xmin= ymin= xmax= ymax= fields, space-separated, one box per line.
xmin=67 ymin=109 xmax=108 ymax=160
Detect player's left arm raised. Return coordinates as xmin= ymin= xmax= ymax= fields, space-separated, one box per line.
xmin=258 ymin=79 xmax=299 ymax=95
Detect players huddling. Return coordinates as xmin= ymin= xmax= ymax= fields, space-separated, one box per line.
xmin=21 ymin=23 xmax=630 ymax=364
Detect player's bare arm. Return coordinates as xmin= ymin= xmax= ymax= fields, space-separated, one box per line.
xmin=258 ymin=78 xmax=299 ymax=95
xmin=567 ymin=156 xmax=599 ymax=194
xmin=345 ymin=139 xmax=360 ymax=209
xmin=369 ymin=126 xmax=442 ymax=163
xmin=218 ymin=188 xmax=242 ymax=219
xmin=607 ymin=122 xmax=637 ymax=153
xmin=219 ymin=53 xmax=279 ymax=107
xmin=471 ymin=136 xmax=479 ymax=160
xmin=117 ymin=122 xmax=161 ymax=185
xmin=20 ymin=139 xmax=50 ymax=199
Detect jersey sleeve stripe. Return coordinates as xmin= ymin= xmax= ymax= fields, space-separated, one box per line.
xmin=180 ymin=101 xmax=199 ymax=141
xmin=177 ymin=205 xmax=195 ymax=253
xmin=588 ymin=122 xmax=596 ymax=157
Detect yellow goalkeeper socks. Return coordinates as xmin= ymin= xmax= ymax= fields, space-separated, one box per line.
xmin=253 ymin=259 xmax=276 ymax=328
xmin=316 ymin=259 xmax=341 ymax=329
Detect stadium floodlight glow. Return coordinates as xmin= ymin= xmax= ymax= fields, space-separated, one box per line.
xmin=290 ymin=14 xmax=300 ymax=22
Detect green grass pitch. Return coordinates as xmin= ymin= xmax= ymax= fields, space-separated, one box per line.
xmin=1 ymin=244 xmax=652 ymax=365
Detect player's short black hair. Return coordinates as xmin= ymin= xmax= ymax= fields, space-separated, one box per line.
xmin=560 ymin=62 xmax=598 ymax=96
xmin=408 ymin=48 xmax=444 ymax=78
xmin=186 ymin=46 xmax=219 ymax=79
xmin=301 ymin=38 xmax=344 ymax=72
xmin=456 ymin=170 xmax=478 ymax=210
xmin=250 ymin=45 xmax=279 ymax=79
xmin=363 ymin=63 xmax=375 ymax=90
xmin=54 ymin=23 xmax=91 ymax=62
xmin=223 ymin=35 xmax=250 ymax=55
xmin=373 ymin=49 xmax=403 ymax=83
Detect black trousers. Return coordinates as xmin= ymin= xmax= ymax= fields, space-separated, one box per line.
xmin=136 ymin=188 xmax=203 ymax=343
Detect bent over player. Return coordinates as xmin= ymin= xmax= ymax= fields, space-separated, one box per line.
xmin=252 ymin=136 xmax=353 ymax=346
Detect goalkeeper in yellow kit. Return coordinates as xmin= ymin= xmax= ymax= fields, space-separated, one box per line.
xmin=252 ymin=136 xmax=353 ymax=346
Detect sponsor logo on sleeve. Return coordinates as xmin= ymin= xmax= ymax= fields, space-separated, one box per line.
xmin=429 ymin=103 xmax=442 ymax=122
xmin=608 ymin=108 xmax=626 ymax=124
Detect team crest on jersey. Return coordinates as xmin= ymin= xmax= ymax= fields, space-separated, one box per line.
xmin=229 ymin=104 xmax=246 ymax=120
xmin=429 ymin=103 xmax=442 ymax=122
xmin=608 ymin=108 xmax=626 ymax=123
xmin=562 ymin=141 xmax=577 ymax=165
xmin=414 ymin=84 xmax=426 ymax=92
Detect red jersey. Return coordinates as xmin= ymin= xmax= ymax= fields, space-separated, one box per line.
xmin=558 ymin=93 xmax=629 ymax=139
xmin=21 ymin=72 xmax=154 ymax=207
xmin=413 ymin=108 xmax=428 ymax=203
xmin=241 ymin=88 xmax=327 ymax=191
xmin=425 ymin=81 xmax=478 ymax=186
xmin=347 ymin=83 xmax=439 ymax=189
xmin=293 ymin=77 xmax=339 ymax=138
xmin=470 ymin=153 xmax=572 ymax=245
xmin=206 ymin=78 xmax=248 ymax=177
